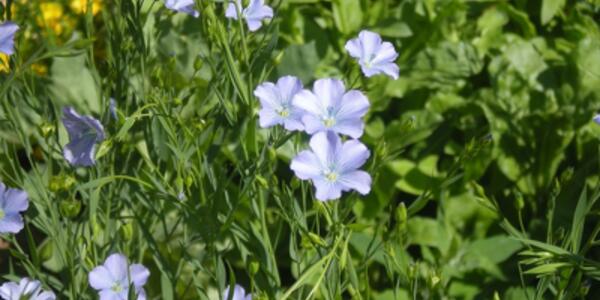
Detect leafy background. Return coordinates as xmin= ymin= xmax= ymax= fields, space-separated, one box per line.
xmin=1 ymin=0 xmax=600 ymax=299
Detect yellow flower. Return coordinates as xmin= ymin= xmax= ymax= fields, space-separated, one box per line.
xmin=70 ymin=0 xmax=102 ymax=15
xmin=0 ymin=54 xmax=9 ymax=73
xmin=39 ymin=2 xmax=65 ymax=35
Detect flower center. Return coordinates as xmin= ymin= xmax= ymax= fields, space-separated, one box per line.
xmin=323 ymin=117 xmax=336 ymax=128
xmin=278 ymin=108 xmax=290 ymax=118
xmin=111 ymin=282 xmax=123 ymax=293
xmin=325 ymin=171 xmax=338 ymax=182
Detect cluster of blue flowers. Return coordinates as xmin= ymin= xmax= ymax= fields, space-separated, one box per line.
xmin=255 ymin=32 xmax=400 ymax=201
xmin=0 ymin=0 xmax=405 ymax=297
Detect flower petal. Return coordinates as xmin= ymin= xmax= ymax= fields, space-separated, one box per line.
xmin=309 ymin=131 xmax=340 ymax=166
xmin=254 ymin=82 xmax=281 ymax=111
xmin=20 ymin=278 xmax=41 ymax=296
xmin=0 ymin=214 xmax=24 ymax=233
xmin=338 ymin=140 xmax=370 ymax=173
xmin=225 ymin=0 xmax=241 ymax=19
xmin=375 ymin=62 xmax=400 ymax=80
xmin=338 ymin=170 xmax=371 ymax=195
xmin=98 ymin=289 xmax=121 ymax=300
xmin=282 ymin=114 xmax=304 ymax=131
xmin=0 ymin=282 xmax=19 ymax=299
xmin=38 ymin=291 xmax=57 ymax=300
xmin=313 ymin=78 xmax=345 ymax=108
xmin=291 ymin=151 xmax=322 ymax=180
xmin=63 ymin=136 xmax=97 ymax=167
xmin=2 ymin=187 xmax=28 ymax=214
xmin=224 ymin=284 xmax=249 ymax=300
xmin=300 ymin=114 xmax=325 ymax=135
xmin=105 ymin=253 xmax=129 ymax=282
xmin=0 ymin=22 xmax=19 ymax=55
xmin=337 ymin=90 xmax=369 ymax=121
xmin=275 ymin=76 xmax=303 ymax=106
xmin=313 ymin=178 xmax=342 ymax=201
xmin=372 ymin=41 xmax=398 ymax=65
xmin=358 ymin=30 xmax=382 ymax=59
xmin=129 ymin=264 xmax=150 ymax=288
xmin=293 ymin=90 xmax=323 ymax=116
xmin=89 ymin=266 xmax=114 ymax=290
xmin=164 ymin=0 xmax=199 ymax=17
xmin=332 ymin=119 xmax=364 ymax=139
xmin=345 ymin=38 xmax=363 ymax=58
xmin=258 ymin=108 xmax=282 ymax=128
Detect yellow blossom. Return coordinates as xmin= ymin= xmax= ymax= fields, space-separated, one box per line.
xmin=70 ymin=0 xmax=102 ymax=15
xmin=0 ymin=54 xmax=9 ymax=73
xmin=38 ymin=2 xmax=65 ymax=35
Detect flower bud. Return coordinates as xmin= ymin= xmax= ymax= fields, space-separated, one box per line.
xmin=60 ymin=199 xmax=81 ymax=218
xmin=248 ymin=259 xmax=260 ymax=276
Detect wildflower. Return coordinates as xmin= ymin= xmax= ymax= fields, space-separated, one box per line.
xmin=0 ymin=22 xmax=19 ymax=55
xmin=88 ymin=253 xmax=150 ymax=300
xmin=593 ymin=114 xmax=600 ymax=124
xmin=62 ymin=107 xmax=106 ymax=167
xmin=0 ymin=182 xmax=29 ymax=234
xmin=345 ymin=30 xmax=399 ymax=79
xmin=292 ymin=78 xmax=370 ymax=139
xmin=70 ymin=0 xmax=103 ymax=15
xmin=38 ymin=3 xmax=69 ymax=36
xmin=254 ymin=76 xmax=304 ymax=131
xmin=290 ymin=131 xmax=371 ymax=201
xmin=0 ymin=55 xmax=8 ymax=73
xmin=225 ymin=0 xmax=273 ymax=32
xmin=0 ymin=277 xmax=56 ymax=300
xmin=223 ymin=284 xmax=251 ymax=300
xmin=164 ymin=0 xmax=199 ymax=17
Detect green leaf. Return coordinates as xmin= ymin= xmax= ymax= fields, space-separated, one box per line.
xmin=541 ymin=0 xmax=566 ymax=25
xmin=331 ymin=0 xmax=363 ymax=34
xmin=50 ymin=54 xmax=100 ymax=113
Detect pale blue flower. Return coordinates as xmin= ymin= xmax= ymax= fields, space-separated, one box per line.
xmin=0 ymin=277 xmax=55 ymax=300
xmin=254 ymin=76 xmax=304 ymax=131
xmin=225 ymin=0 xmax=273 ymax=31
xmin=89 ymin=253 xmax=150 ymax=300
xmin=165 ymin=0 xmax=199 ymax=17
xmin=291 ymin=131 xmax=371 ymax=201
xmin=0 ymin=182 xmax=28 ymax=234
xmin=345 ymin=30 xmax=399 ymax=79
xmin=62 ymin=107 xmax=105 ymax=167
xmin=0 ymin=22 xmax=19 ymax=55
xmin=223 ymin=284 xmax=251 ymax=300
xmin=593 ymin=114 xmax=600 ymax=124
xmin=292 ymin=78 xmax=370 ymax=139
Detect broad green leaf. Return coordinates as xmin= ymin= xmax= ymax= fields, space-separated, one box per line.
xmin=541 ymin=0 xmax=565 ymax=25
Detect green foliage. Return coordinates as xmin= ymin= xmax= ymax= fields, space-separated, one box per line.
xmin=1 ymin=0 xmax=600 ymax=299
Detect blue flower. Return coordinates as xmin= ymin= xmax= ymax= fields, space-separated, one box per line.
xmin=254 ymin=76 xmax=304 ymax=131
xmin=0 ymin=182 xmax=28 ymax=234
xmin=164 ymin=0 xmax=199 ymax=17
xmin=0 ymin=277 xmax=55 ymax=300
xmin=88 ymin=253 xmax=150 ymax=300
xmin=0 ymin=21 xmax=19 ymax=55
xmin=593 ymin=114 xmax=600 ymax=124
xmin=291 ymin=131 xmax=371 ymax=201
xmin=223 ymin=284 xmax=251 ymax=300
xmin=225 ymin=0 xmax=273 ymax=32
xmin=345 ymin=30 xmax=399 ymax=79
xmin=292 ymin=78 xmax=370 ymax=139
xmin=62 ymin=107 xmax=106 ymax=167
